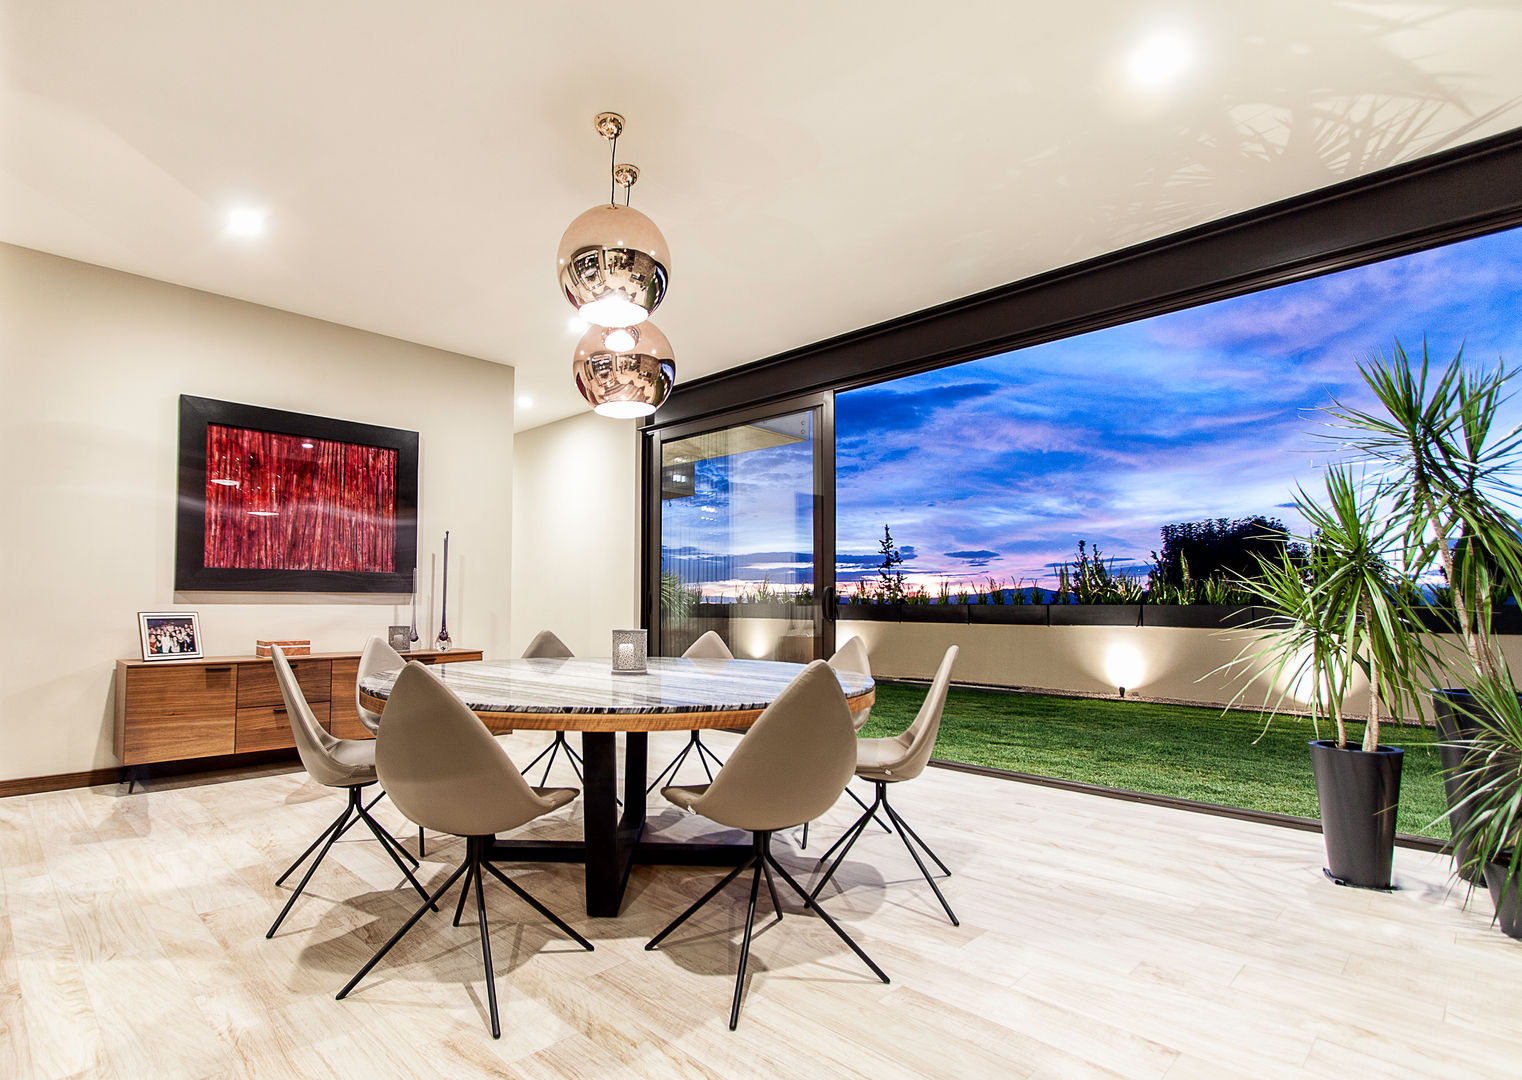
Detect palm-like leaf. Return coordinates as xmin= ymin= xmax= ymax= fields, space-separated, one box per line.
xmin=1442 ymin=672 xmax=1522 ymax=909
xmin=1322 ymin=341 xmax=1522 ymax=679
xmin=1228 ymin=465 xmax=1438 ymax=750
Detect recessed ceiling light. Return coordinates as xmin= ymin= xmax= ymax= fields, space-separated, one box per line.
xmin=225 ymin=206 xmax=268 ymax=238
xmin=517 ymin=395 xmax=533 ymax=408
xmin=1127 ymin=31 xmax=1193 ymax=88
xmin=300 ymin=441 xmax=314 ymax=449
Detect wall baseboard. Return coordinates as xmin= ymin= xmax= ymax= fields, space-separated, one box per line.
xmin=0 ymin=749 xmax=302 ymax=800
xmin=0 ymin=767 xmax=122 ymax=799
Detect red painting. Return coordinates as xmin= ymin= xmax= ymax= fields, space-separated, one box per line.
xmin=204 ymin=424 xmax=398 ymax=572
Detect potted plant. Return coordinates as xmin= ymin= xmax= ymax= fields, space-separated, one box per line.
xmin=1445 ymin=671 xmax=1522 ymax=937
xmin=1323 ymin=344 xmax=1522 ymax=884
xmin=1238 ymin=464 xmax=1436 ymax=889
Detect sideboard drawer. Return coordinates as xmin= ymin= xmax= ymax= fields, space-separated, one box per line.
xmin=236 ymin=701 xmax=331 ymax=753
xmin=122 ymin=664 xmax=237 ymax=763
xmin=237 ymin=659 xmax=332 ymax=709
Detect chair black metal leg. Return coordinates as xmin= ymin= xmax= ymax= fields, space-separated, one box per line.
xmin=535 ymin=735 xmax=566 ymax=788
xmin=695 ymin=735 xmax=728 ymax=770
xmin=338 ymin=858 xmax=470 ymax=1000
xmin=522 ymin=737 xmax=557 ymax=774
xmin=452 ymin=865 xmax=473 ymax=927
xmin=481 ymin=862 xmax=595 ymax=951
xmin=760 ymin=857 xmax=783 ymax=918
xmin=353 ymin=800 xmax=420 ymax=870
xmin=472 ymin=853 xmax=501 ymax=1039
xmin=885 ymin=800 xmax=951 ymax=877
xmin=883 ymin=801 xmax=959 ymax=926
xmin=799 ymin=821 xmax=808 ymax=849
xmin=267 ymin=803 xmax=352 ymax=938
xmin=418 ymin=826 xmax=426 ymax=857
xmin=844 ymin=783 xmax=893 ymax=832
xmin=645 ymin=737 xmax=696 ymax=795
xmin=809 ymin=791 xmax=883 ymax=899
xmin=766 ymin=848 xmax=890 ymax=985
xmin=362 ymin=789 xmax=386 ymax=815
xmin=358 ymin=805 xmax=435 ymax=909
xmin=646 ymin=857 xmax=756 ymax=950
xmin=275 ymin=801 xmax=351 ymax=886
xmin=694 ymin=734 xmax=727 ymax=782
xmin=729 ymin=857 xmax=766 ymax=1029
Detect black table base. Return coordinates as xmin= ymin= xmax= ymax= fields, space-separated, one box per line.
xmin=488 ymin=731 xmax=751 ymax=917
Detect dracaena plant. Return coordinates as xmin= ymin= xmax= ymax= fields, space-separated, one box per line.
xmin=1237 ymin=464 xmax=1438 ymax=751
xmin=1446 ymin=670 xmax=1522 ymax=906
xmin=1323 ymin=342 xmax=1522 ymax=682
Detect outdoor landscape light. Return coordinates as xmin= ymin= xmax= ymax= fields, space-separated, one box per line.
xmin=557 ymin=112 xmax=671 ymax=330
xmin=572 ymin=320 xmax=676 ymax=418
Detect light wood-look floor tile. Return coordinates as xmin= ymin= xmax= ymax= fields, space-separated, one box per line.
xmin=3 ymin=728 xmax=1521 ymax=1079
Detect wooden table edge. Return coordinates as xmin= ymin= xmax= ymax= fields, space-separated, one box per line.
xmin=359 ymin=686 xmax=876 ymax=733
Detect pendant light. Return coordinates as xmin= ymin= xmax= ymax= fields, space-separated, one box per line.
xmin=557 ymin=113 xmax=671 ymax=329
xmin=572 ymin=321 xmax=676 ymax=418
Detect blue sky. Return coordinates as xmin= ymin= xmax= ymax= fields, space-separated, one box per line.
xmin=666 ymin=225 xmax=1522 ymax=595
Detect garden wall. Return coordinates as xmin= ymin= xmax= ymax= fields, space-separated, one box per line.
xmin=841 ymin=617 xmax=1522 ymax=722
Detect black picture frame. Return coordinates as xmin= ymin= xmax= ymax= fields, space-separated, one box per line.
xmin=175 ymin=395 xmax=419 ymax=593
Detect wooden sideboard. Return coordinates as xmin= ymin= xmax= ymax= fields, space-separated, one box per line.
xmin=113 ymin=648 xmax=483 ymax=770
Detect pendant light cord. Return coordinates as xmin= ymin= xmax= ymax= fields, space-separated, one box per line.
xmin=609 ymin=134 xmax=618 ymax=206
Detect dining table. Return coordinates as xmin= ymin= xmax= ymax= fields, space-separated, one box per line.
xmin=359 ymin=655 xmax=875 ymax=916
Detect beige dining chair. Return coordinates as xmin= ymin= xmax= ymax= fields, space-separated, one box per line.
xmin=810 ymin=645 xmax=961 ymax=925
xmin=799 ymin=635 xmax=893 ymax=850
xmin=265 ymin=646 xmax=432 ymax=938
xmin=518 ymin=630 xmax=584 ymax=785
xmin=646 ymin=630 xmax=735 ymax=794
xmin=354 ymin=634 xmax=429 ymax=854
xmin=644 ymin=660 xmax=889 ymax=1029
xmin=336 ymin=661 xmax=593 ymax=1039
xmin=355 ymin=634 xmax=405 ymax=735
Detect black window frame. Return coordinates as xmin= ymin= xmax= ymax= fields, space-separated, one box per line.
xmin=638 ymin=126 xmax=1522 ymax=626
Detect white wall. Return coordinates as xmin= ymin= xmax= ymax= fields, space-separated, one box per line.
xmin=511 ymin=411 xmax=640 ymax=657
xmin=0 ymin=244 xmax=515 ymax=782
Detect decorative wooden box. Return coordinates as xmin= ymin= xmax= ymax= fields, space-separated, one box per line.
xmin=256 ymin=638 xmax=311 ymax=657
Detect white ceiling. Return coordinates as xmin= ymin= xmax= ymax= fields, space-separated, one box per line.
xmin=5 ymin=2 xmax=1521 ymax=431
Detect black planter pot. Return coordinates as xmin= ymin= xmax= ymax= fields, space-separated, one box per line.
xmin=1138 ymin=604 xmax=1255 ymax=629
xmin=902 ymin=603 xmax=970 ymax=624
xmin=838 ymin=603 xmax=901 ymax=622
xmin=1047 ymin=604 xmax=1142 ymax=627
xmin=1308 ymin=740 xmax=1404 ymax=889
xmin=1432 ymin=688 xmax=1486 ymax=883
xmin=1483 ymin=858 xmax=1522 ymax=939
xmin=968 ymin=603 xmax=1049 ymax=625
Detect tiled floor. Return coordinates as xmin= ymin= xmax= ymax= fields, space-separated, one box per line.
xmin=3 ymin=728 xmax=1520 ymax=1079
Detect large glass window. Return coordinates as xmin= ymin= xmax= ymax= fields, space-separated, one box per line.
xmin=836 ymin=225 xmax=1522 ymax=596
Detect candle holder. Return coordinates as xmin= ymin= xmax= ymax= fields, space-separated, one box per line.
xmin=388 ymin=625 xmax=411 ymax=652
xmin=611 ymin=629 xmax=647 ymax=675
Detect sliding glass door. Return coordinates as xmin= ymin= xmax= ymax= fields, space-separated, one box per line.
xmin=645 ymin=395 xmax=835 ymax=661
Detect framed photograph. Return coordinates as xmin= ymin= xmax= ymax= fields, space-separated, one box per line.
xmin=139 ymin=611 xmax=204 ymax=661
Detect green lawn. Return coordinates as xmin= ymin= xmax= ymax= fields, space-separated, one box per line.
xmin=861 ymin=683 xmax=1450 ymax=839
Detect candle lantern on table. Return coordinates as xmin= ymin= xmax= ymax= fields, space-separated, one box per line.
xmin=611 ymin=629 xmax=647 ymax=675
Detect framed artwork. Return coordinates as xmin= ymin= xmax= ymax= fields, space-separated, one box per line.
xmin=174 ymin=395 xmax=419 ymax=592
xmin=139 ymin=611 xmax=203 ymax=661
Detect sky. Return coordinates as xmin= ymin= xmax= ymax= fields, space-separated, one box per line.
xmin=665 ymin=224 xmax=1522 ymax=597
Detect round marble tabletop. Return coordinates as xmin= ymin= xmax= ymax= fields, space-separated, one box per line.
xmin=359 ymin=656 xmax=875 ymax=732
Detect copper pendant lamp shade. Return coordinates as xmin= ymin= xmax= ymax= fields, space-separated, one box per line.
xmin=557 ymin=202 xmax=670 ymax=328
xmin=559 ymin=112 xmax=677 ymax=414
xmin=572 ymin=322 xmax=676 ymax=418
